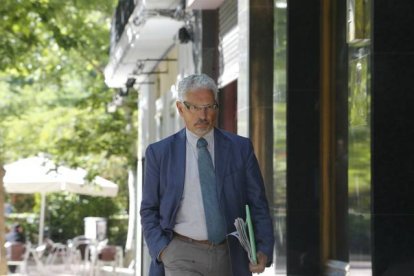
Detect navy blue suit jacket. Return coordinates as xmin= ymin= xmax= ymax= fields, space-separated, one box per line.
xmin=140 ymin=128 xmax=274 ymax=276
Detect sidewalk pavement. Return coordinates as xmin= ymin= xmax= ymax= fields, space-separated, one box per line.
xmin=7 ymin=263 xmax=134 ymax=276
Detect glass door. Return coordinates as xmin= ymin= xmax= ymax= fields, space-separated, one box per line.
xmin=273 ymin=0 xmax=287 ymax=274
xmin=347 ymin=0 xmax=372 ymax=273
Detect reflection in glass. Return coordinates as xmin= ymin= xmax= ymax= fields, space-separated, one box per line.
xmin=273 ymin=1 xmax=287 ymax=274
xmin=347 ymin=0 xmax=371 ymax=273
xmin=348 ymin=45 xmax=372 ymax=273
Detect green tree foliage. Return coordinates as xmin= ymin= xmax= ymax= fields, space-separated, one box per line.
xmin=0 ymin=0 xmax=135 ymax=244
xmin=46 ymin=193 xmax=121 ymax=243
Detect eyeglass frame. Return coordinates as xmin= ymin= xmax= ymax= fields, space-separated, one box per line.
xmin=181 ymin=101 xmax=219 ymax=113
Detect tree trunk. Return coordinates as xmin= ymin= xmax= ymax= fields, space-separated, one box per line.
xmin=0 ymin=166 xmax=8 ymax=274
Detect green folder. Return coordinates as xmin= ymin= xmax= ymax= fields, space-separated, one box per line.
xmin=245 ymin=204 xmax=257 ymax=264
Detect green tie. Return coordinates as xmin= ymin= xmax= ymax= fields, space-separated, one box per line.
xmin=197 ymin=137 xmax=226 ymax=244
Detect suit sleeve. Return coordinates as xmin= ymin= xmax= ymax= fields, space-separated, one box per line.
xmin=140 ymin=145 xmax=170 ymax=262
xmin=244 ymin=140 xmax=275 ymax=265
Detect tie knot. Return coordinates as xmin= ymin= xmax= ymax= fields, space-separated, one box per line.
xmin=197 ymin=137 xmax=208 ymax=148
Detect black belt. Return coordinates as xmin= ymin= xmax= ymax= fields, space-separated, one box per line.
xmin=173 ymin=232 xmax=226 ymax=246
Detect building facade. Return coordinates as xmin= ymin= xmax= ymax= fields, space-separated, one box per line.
xmin=105 ymin=0 xmax=414 ymax=275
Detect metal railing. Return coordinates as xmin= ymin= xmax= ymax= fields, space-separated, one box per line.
xmin=110 ymin=0 xmax=137 ymax=51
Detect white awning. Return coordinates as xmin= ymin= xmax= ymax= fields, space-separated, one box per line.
xmin=186 ymin=0 xmax=225 ymax=9
xmin=4 ymin=156 xmax=118 ymax=197
xmin=4 ymin=156 xmax=118 ymax=246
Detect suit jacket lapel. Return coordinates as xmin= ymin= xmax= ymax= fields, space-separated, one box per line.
xmin=172 ymin=129 xmax=186 ymax=198
xmin=214 ymin=128 xmax=230 ymax=201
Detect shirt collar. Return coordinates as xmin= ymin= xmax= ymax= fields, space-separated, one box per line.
xmin=186 ymin=128 xmax=215 ymax=149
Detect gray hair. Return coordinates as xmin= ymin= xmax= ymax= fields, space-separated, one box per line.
xmin=177 ymin=74 xmax=218 ymax=101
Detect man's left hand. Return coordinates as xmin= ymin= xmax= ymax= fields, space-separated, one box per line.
xmin=249 ymin=251 xmax=268 ymax=274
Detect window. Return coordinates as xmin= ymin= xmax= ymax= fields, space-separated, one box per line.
xmin=273 ymin=0 xmax=287 ymax=273
xmin=347 ymin=0 xmax=371 ymax=272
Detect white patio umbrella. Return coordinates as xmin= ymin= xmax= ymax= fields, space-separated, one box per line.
xmin=3 ymin=156 xmax=119 ymax=245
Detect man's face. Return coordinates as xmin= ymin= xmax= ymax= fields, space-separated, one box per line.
xmin=176 ymin=88 xmax=218 ymax=137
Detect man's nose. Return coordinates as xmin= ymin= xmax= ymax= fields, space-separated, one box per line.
xmin=199 ymin=107 xmax=208 ymax=118
xmin=198 ymin=107 xmax=208 ymax=119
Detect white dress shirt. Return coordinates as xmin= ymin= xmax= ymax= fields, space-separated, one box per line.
xmin=173 ymin=128 xmax=215 ymax=240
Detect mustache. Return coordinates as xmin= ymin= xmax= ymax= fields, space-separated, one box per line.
xmin=195 ymin=119 xmax=209 ymax=125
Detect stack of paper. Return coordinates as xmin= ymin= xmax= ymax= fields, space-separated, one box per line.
xmin=229 ymin=205 xmax=257 ymax=264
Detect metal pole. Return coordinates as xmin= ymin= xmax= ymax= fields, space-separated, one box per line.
xmin=39 ymin=192 xmax=46 ymax=246
xmin=0 ymin=166 xmax=8 ymax=274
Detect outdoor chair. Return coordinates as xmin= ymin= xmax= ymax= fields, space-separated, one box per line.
xmin=5 ymin=241 xmax=31 ymax=274
xmin=67 ymin=236 xmax=93 ymax=275
xmin=95 ymin=245 xmax=123 ymax=274
xmin=45 ymin=241 xmax=69 ymax=266
xmin=69 ymin=236 xmax=92 ymax=260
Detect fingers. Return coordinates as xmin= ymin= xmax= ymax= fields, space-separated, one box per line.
xmin=249 ymin=262 xmax=265 ymax=274
xmin=249 ymin=251 xmax=268 ymax=274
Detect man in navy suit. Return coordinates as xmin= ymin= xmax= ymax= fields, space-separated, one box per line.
xmin=140 ymin=74 xmax=274 ymax=276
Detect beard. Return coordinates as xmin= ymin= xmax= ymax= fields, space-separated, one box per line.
xmin=192 ymin=119 xmax=212 ymax=136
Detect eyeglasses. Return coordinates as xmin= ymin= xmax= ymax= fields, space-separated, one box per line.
xmin=182 ymin=101 xmax=219 ymax=113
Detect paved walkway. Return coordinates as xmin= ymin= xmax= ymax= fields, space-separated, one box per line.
xmin=8 ymin=263 xmax=134 ymax=276
xmin=7 ymin=260 xmax=370 ymax=275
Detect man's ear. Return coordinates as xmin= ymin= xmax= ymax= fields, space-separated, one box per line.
xmin=176 ymin=101 xmax=184 ymax=115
